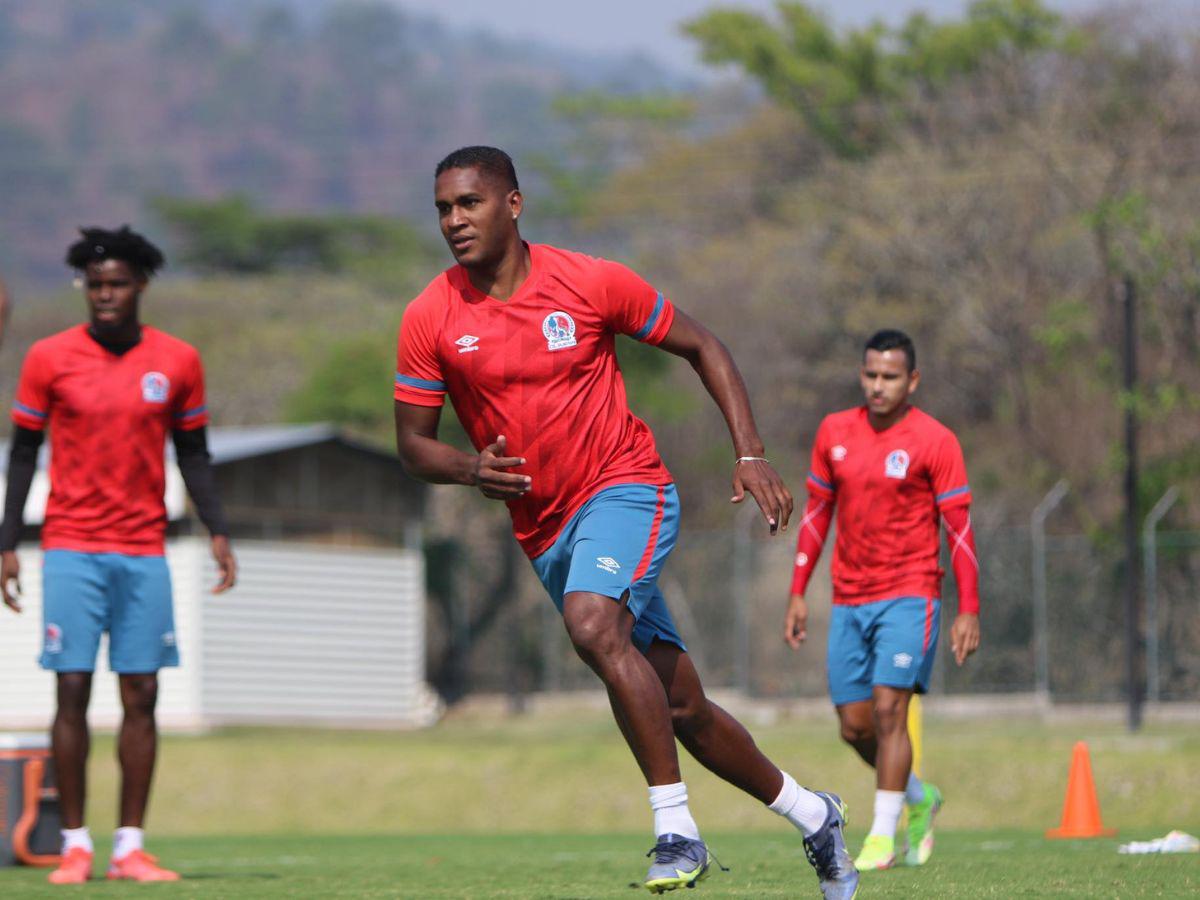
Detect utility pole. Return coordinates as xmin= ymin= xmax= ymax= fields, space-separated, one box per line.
xmin=1123 ymin=274 xmax=1142 ymax=731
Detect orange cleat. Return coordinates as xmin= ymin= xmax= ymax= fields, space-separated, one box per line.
xmin=48 ymin=847 xmax=93 ymax=884
xmin=106 ymin=849 xmax=181 ymax=882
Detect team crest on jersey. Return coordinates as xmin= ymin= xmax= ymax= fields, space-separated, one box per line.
xmin=45 ymin=623 xmax=63 ymax=655
xmin=831 ymin=445 xmax=847 ymax=461
xmin=141 ymin=371 xmax=170 ymax=404
xmin=542 ymin=311 xmax=577 ymax=351
xmin=885 ymin=449 xmax=910 ymax=479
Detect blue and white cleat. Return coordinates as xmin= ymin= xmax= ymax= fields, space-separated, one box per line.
xmin=644 ymin=833 xmax=711 ymax=893
xmin=803 ymin=792 xmax=859 ymax=899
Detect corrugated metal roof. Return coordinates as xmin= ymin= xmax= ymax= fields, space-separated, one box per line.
xmin=0 ymin=423 xmax=392 ymax=467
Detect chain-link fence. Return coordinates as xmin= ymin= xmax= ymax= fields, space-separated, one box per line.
xmin=435 ymin=519 xmax=1200 ymax=704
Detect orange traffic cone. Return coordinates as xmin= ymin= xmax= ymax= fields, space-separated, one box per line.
xmin=1046 ymin=741 xmax=1117 ymax=838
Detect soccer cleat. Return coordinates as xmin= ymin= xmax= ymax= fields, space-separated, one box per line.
xmin=48 ymin=847 xmax=93 ymax=884
xmin=854 ymin=834 xmax=897 ymax=871
xmin=106 ymin=849 xmax=181 ymax=882
xmin=802 ymin=792 xmax=859 ymax=900
xmin=643 ymin=833 xmax=711 ymax=893
xmin=905 ymin=782 xmax=943 ymax=866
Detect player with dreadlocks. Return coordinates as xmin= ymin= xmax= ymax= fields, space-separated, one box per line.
xmin=1 ymin=226 xmax=237 ymax=884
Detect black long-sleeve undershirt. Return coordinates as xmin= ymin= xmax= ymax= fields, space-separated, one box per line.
xmin=0 ymin=425 xmax=229 ymax=552
xmin=0 ymin=426 xmax=42 ymax=551
xmin=172 ymin=426 xmax=229 ymax=537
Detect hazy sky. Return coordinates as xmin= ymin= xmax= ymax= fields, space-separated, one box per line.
xmin=393 ymin=0 xmax=1116 ymax=73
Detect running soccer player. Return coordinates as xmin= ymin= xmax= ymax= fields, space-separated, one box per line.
xmin=395 ymin=147 xmax=858 ymax=898
xmin=785 ymin=329 xmax=981 ymax=872
xmin=0 ymin=226 xmax=237 ymax=884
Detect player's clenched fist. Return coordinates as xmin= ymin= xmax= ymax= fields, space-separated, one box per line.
xmin=473 ymin=435 xmax=532 ymax=500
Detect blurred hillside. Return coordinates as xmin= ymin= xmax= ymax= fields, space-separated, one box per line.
xmin=0 ymin=0 xmax=686 ymax=284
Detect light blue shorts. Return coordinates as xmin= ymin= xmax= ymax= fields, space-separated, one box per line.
xmin=827 ymin=596 xmax=941 ymax=706
xmin=40 ymin=550 xmax=179 ymax=674
xmin=531 ymin=483 xmax=685 ymax=653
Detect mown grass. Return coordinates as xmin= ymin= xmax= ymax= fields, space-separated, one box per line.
xmin=70 ymin=709 xmax=1200 ymax=835
xmin=4 ymin=831 xmax=1197 ymax=898
xmin=4 ymin=709 xmax=1196 ymax=896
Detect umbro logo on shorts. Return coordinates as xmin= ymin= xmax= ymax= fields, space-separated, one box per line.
xmin=893 ymin=652 xmax=914 ymax=669
xmin=596 ymin=556 xmax=620 ymax=574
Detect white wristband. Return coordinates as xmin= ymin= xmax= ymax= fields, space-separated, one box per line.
xmin=735 ymin=456 xmax=769 ymax=465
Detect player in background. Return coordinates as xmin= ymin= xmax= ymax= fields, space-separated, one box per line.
xmin=0 ymin=227 xmax=237 ymax=884
xmin=785 ymin=329 xmax=980 ymax=873
xmin=395 ymin=147 xmax=858 ymax=898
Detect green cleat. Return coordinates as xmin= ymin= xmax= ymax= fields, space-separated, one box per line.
xmin=853 ymin=834 xmax=897 ymax=871
xmin=905 ymin=783 xmax=943 ymax=866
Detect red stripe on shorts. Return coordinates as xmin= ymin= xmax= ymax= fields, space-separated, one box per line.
xmin=923 ymin=596 xmax=934 ymax=654
xmin=632 ymin=486 xmax=667 ymax=582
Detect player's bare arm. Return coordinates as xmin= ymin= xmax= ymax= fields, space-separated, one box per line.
xmin=394 ymin=401 xmax=531 ymax=500
xmin=656 ymin=309 xmax=792 ymax=533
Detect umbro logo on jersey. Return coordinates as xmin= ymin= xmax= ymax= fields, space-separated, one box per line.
xmin=885 ymin=449 xmax=910 ymax=479
xmin=893 ymin=652 xmax=914 ymax=669
xmin=596 ymin=556 xmax=620 ymax=574
xmin=831 ymin=445 xmax=847 ymax=461
xmin=455 ymin=335 xmax=480 ymax=353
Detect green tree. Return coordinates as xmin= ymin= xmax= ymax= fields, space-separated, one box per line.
xmin=151 ymin=195 xmax=436 ymax=280
xmin=685 ymin=0 xmax=1067 ymax=158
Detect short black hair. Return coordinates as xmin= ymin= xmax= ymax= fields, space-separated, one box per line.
xmin=65 ymin=226 xmax=165 ymax=277
xmin=435 ymin=146 xmax=519 ymax=191
xmin=864 ymin=329 xmax=916 ymax=371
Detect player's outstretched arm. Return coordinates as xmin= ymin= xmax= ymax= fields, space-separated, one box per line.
xmin=943 ymin=504 xmax=981 ymax=665
xmin=394 ymin=401 xmax=530 ymax=500
xmin=0 ymin=426 xmax=43 ymax=613
xmin=655 ymin=309 xmax=792 ymax=534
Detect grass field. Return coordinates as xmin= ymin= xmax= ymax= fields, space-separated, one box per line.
xmin=3 ymin=706 xmax=1198 ymax=896
xmin=4 ymin=832 xmax=1197 ymax=898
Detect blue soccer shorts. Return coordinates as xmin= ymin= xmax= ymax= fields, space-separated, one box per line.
xmin=827 ymin=595 xmax=941 ymax=706
xmin=40 ymin=550 xmax=179 ymax=674
xmin=530 ymin=483 xmax=685 ymax=653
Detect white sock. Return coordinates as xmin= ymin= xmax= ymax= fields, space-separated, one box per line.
xmin=905 ymin=772 xmax=925 ymax=805
xmin=869 ymin=790 xmax=906 ymax=839
xmin=648 ymin=782 xmax=701 ymax=840
xmin=112 ymin=826 xmax=144 ymax=860
xmin=61 ymin=826 xmax=92 ymax=853
xmin=768 ymin=772 xmax=829 ymax=837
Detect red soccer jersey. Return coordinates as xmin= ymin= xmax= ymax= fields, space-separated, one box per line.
xmin=395 ymin=244 xmax=675 ymax=557
xmin=11 ymin=325 xmax=209 ymax=555
xmin=806 ymin=406 xmax=971 ymax=605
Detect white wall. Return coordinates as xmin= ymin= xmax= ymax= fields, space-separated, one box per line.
xmin=0 ymin=539 xmax=436 ymax=731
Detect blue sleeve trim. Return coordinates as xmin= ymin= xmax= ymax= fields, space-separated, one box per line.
xmin=936 ymin=485 xmax=970 ymax=502
xmin=632 ymin=292 xmax=665 ymax=341
xmin=395 ymin=372 xmax=445 ymax=392
xmin=14 ymin=402 xmax=47 ymax=419
xmin=807 ymin=471 xmax=834 ymax=491
xmin=174 ymin=405 xmax=207 ymax=420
